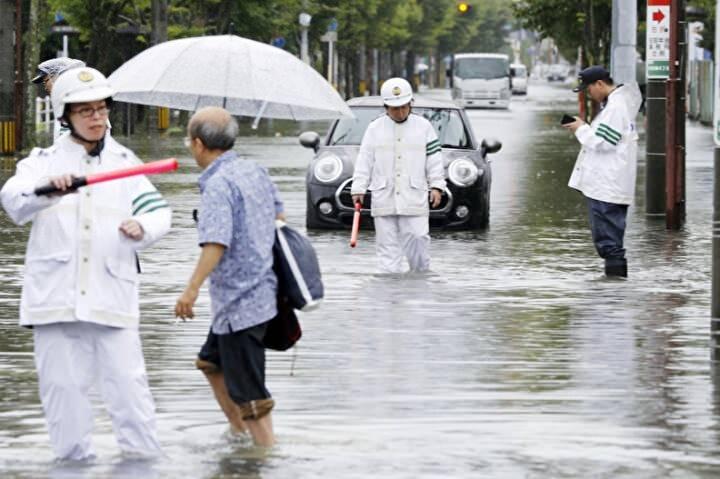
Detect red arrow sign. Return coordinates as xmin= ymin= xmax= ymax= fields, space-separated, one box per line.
xmin=652 ymin=9 xmax=665 ymax=23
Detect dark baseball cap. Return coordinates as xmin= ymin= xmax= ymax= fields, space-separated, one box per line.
xmin=573 ymin=65 xmax=611 ymax=92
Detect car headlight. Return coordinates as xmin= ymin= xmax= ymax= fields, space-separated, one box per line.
xmin=313 ymin=155 xmax=343 ymax=183
xmin=448 ymin=158 xmax=479 ymax=187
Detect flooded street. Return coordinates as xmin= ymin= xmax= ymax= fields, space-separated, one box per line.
xmin=2 ymin=82 xmax=720 ymax=478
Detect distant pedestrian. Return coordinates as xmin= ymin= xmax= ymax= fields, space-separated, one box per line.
xmin=563 ymin=65 xmax=643 ymax=277
xmin=175 ymin=107 xmax=284 ymax=447
xmin=32 ymin=57 xmax=86 ymax=140
xmin=350 ymin=77 xmax=445 ymax=274
xmin=0 ymin=67 xmax=171 ymax=460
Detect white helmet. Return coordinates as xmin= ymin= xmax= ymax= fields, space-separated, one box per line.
xmin=51 ymin=67 xmax=115 ymax=120
xmin=381 ymin=77 xmax=413 ymax=107
xmin=32 ymin=57 xmax=86 ymax=84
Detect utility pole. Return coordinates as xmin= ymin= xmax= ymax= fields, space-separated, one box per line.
xmin=710 ymin=0 xmax=720 ymax=360
xmin=610 ymin=0 xmax=637 ymax=85
xmin=299 ymin=12 xmax=311 ymax=65
xmin=646 ymin=0 xmax=671 ymax=216
xmin=151 ymin=0 xmax=168 ymax=45
xmin=665 ymin=0 xmax=686 ymax=229
xmin=13 ymin=0 xmax=23 ymax=155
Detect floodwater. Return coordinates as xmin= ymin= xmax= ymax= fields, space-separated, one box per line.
xmin=2 ymin=82 xmax=720 ymax=478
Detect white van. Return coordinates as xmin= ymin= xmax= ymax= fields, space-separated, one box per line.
xmin=510 ymin=63 xmax=528 ymax=95
xmin=451 ymin=53 xmax=511 ymax=109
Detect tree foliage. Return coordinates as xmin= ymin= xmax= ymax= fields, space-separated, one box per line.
xmin=40 ymin=0 xmax=521 ymax=95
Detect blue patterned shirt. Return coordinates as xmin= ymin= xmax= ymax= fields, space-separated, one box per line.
xmin=197 ymin=151 xmax=284 ymax=334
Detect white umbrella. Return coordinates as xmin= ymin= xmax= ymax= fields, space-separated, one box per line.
xmin=108 ymin=35 xmax=352 ymax=121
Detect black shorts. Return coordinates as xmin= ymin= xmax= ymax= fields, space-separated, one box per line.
xmin=198 ymin=322 xmax=271 ymax=404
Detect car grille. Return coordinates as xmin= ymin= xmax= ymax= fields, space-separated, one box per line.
xmin=464 ymin=90 xmax=501 ymax=99
xmin=335 ymin=179 xmax=452 ymax=212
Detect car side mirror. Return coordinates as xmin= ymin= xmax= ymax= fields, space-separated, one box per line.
xmin=481 ymin=138 xmax=502 ymax=157
xmin=299 ymin=131 xmax=320 ymax=152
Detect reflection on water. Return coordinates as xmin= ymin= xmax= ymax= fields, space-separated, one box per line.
xmin=2 ymin=84 xmax=720 ymax=477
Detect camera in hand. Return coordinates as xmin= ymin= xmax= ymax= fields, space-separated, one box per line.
xmin=560 ymin=114 xmax=576 ymax=125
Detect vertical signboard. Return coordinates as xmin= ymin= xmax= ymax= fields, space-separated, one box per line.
xmin=646 ymin=0 xmax=671 ymax=79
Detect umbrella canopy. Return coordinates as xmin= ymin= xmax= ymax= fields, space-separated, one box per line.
xmin=108 ymin=35 xmax=352 ymax=121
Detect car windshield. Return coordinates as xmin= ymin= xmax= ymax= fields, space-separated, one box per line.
xmin=511 ymin=66 xmax=526 ymax=77
xmin=454 ymin=58 xmax=508 ymax=79
xmin=328 ymin=107 xmax=472 ymax=149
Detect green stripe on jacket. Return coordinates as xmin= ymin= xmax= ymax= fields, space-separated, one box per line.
xmin=597 ymin=123 xmax=621 ymax=141
xmin=133 ymin=198 xmax=169 ymax=215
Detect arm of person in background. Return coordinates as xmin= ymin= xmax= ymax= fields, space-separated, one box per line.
xmin=264 ymin=165 xmax=286 ymax=221
xmin=425 ymin=125 xmax=445 ymax=208
xmin=351 ymin=122 xmax=377 ymax=206
xmin=0 ymin=151 xmax=64 ymax=225
xmin=175 ymin=176 xmax=233 ymax=319
xmin=175 ymin=242 xmax=226 ymax=320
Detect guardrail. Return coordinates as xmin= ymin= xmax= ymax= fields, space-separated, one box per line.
xmin=35 ymin=95 xmax=53 ymax=132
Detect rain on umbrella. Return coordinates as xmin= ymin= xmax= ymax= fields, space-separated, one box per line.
xmin=108 ymin=35 xmax=353 ymax=121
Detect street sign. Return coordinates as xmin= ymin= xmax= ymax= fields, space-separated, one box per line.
xmin=271 ymin=36 xmax=286 ymax=49
xmin=328 ymin=19 xmax=338 ymax=32
xmin=646 ymin=0 xmax=670 ymax=79
xmin=320 ymin=32 xmax=337 ymax=43
xmin=50 ymin=25 xmax=79 ymax=34
xmin=715 ymin=1 xmax=720 ymax=146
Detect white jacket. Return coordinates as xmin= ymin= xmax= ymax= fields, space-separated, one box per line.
xmin=0 ymin=134 xmax=172 ymax=328
xmin=351 ymin=113 xmax=445 ymax=216
xmin=568 ymin=83 xmax=643 ymax=205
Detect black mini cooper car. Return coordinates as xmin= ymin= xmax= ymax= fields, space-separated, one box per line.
xmin=299 ymin=96 xmax=501 ymax=230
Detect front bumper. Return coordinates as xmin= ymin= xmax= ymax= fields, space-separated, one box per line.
xmin=307 ymin=178 xmax=484 ymax=229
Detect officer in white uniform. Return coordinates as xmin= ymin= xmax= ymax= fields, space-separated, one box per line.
xmin=1 ymin=67 xmax=171 ymax=460
xmin=31 ymin=57 xmax=86 ymax=141
xmin=351 ymin=78 xmax=445 ymax=273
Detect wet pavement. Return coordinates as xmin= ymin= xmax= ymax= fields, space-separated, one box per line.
xmin=2 ymin=81 xmax=720 ymax=478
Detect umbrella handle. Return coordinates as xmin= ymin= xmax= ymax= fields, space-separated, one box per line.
xmin=350 ymin=201 xmax=361 ymax=248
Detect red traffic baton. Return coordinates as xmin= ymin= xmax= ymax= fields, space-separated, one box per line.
xmin=350 ymin=201 xmax=361 ymax=248
xmin=34 ymin=158 xmax=178 ymax=196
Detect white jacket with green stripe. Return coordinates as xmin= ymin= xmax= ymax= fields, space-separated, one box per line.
xmin=0 ymin=133 xmax=172 ymax=328
xmin=351 ymin=113 xmax=445 ymax=216
xmin=568 ymin=83 xmax=643 ymax=205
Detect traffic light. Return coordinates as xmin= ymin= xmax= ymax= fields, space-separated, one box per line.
xmin=457 ymin=2 xmax=472 ymax=15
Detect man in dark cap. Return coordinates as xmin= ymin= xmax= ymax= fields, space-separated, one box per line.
xmin=33 ymin=58 xmax=86 ymax=141
xmin=32 ymin=57 xmax=86 ymax=95
xmin=562 ymin=65 xmax=643 ymax=278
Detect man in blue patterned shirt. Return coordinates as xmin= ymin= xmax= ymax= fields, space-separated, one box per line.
xmin=175 ymin=107 xmax=284 ymax=446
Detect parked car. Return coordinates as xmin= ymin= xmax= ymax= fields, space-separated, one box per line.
xmin=547 ymin=64 xmax=568 ymax=82
xmin=299 ymin=96 xmax=501 ymax=230
xmin=510 ymin=63 xmax=528 ymax=95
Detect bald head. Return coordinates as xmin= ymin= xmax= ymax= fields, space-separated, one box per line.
xmin=188 ymin=107 xmax=239 ymax=151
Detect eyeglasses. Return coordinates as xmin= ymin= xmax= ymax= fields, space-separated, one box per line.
xmin=70 ymin=105 xmax=110 ymax=118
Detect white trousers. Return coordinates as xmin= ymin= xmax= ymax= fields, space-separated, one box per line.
xmin=33 ymin=321 xmax=161 ymax=460
xmin=373 ymin=215 xmax=430 ymax=274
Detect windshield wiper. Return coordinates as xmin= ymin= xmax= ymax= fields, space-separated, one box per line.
xmin=331 ymin=132 xmax=349 ymax=145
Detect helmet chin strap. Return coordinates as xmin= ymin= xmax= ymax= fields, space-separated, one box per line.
xmin=388 ymin=104 xmax=411 ymax=124
xmin=64 ymin=118 xmax=105 ymax=157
